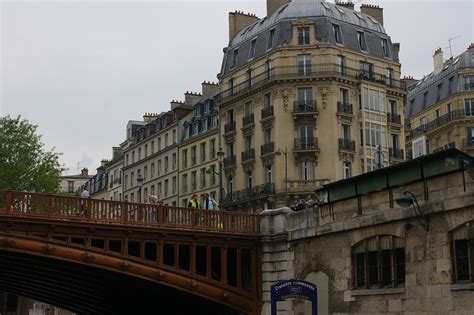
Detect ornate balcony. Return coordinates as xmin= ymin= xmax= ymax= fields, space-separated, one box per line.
xmin=387 ymin=113 xmax=402 ymax=125
xmin=223 ymin=183 xmax=275 ymax=205
xmin=337 ymin=102 xmax=353 ymax=116
xmin=338 ymin=138 xmax=355 ymax=151
xmin=293 ymin=100 xmax=317 ymax=114
xmin=261 ymin=106 xmax=274 ymax=120
xmin=224 ymin=121 xmax=236 ymax=134
xmin=389 ymin=148 xmax=404 ymax=160
xmin=241 ymin=149 xmax=255 ymax=163
xmin=260 ymin=142 xmax=275 ymax=156
xmin=409 ymin=110 xmax=472 ymax=139
xmin=223 ymin=155 xmax=236 ymax=169
xmin=294 ymin=137 xmax=319 ymax=152
xmin=242 ymin=114 xmax=254 ymax=127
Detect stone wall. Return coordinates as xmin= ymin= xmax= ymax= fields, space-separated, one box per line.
xmin=260 ymin=168 xmax=474 ymax=314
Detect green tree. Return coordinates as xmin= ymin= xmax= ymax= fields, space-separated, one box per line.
xmin=0 ymin=115 xmax=64 ymax=193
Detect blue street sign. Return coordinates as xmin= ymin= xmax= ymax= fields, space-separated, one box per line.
xmin=270 ymin=279 xmax=317 ymax=315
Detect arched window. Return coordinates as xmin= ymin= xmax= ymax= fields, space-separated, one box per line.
xmin=451 ymin=221 xmax=474 ymax=282
xmin=352 ymin=235 xmax=405 ymax=289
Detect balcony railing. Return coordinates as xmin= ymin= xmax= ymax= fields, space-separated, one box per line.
xmin=223 ymin=183 xmax=275 ymax=204
xmin=261 ymin=106 xmax=274 ymax=120
xmin=464 ymin=82 xmax=474 ymax=91
xmin=241 ymin=149 xmax=255 ymax=162
xmin=337 ymin=102 xmax=353 ymax=115
xmin=242 ymin=114 xmax=254 ymax=127
xmin=261 ymin=142 xmax=275 ymax=156
xmin=294 ymin=137 xmax=319 ymax=151
xmin=389 ymin=148 xmax=404 ymax=159
xmin=387 ymin=113 xmax=401 ymax=125
xmin=223 ymin=155 xmax=236 ymax=168
xmin=218 ymin=63 xmax=406 ymax=103
xmin=293 ymin=100 xmax=317 ymax=113
xmin=224 ymin=121 xmax=236 ymax=134
xmin=338 ymin=138 xmax=355 ymax=151
xmin=462 ymin=138 xmax=474 ymax=148
xmin=409 ymin=109 xmax=473 ymax=139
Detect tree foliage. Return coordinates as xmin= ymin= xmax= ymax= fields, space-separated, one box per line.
xmin=0 ymin=115 xmax=64 ymax=193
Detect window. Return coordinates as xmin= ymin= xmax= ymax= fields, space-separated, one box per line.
xmin=158 ymin=182 xmax=162 ymax=197
xmin=158 ymin=159 xmax=162 ymax=176
xmin=200 ymin=168 xmax=206 ymax=188
xmin=264 ymin=93 xmax=271 ymax=109
xmin=209 ymin=139 xmax=216 ymax=160
xmin=297 ymin=54 xmax=311 ymax=76
xmin=448 ymin=77 xmax=454 ymax=95
xmin=336 ymin=55 xmax=346 ymax=75
xmin=359 ymin=61 xmax=374 ymax=79
xmin=297 ymin=87 xmax=313 ymax=107
xmin=298 ymin=27 xmax=310 ymax=45
xmin=247 ymin=69 xmax=252 ymax=88
xmin=124 ymin=175 xmax=128 ymax=190
xmin=343 ymin=161 xmax=351 ymax=179
xmin=333 ymin=24 xmax=342 ymax=44
xmin=423 ymin=92 xmax=428 ymax=107
xmin=192 ymin=122 xmax=199 ymax=136
xmin=68 ymin=181 xmax=74 ymax=193
xmin=210 ymin=165 xmax=216 ymax=185
xmin=420 ymin=116 xmax=427 ymax=130
xmin=172 ymin=130 xmax=177 ymax=144
xmin=300 ymin=161 xmax=314 ymax=180
xmin=340 ymin=88 xmax=349 ymax=105
xmin=164 ymin=179 xmax=169 ymax=197
xmin=144 ymin=166 xmax=148 ymax=180
xmin=183 ymin=149 xmax=188 ymax=168
xmin=229 ymin=78 xmax=234 ymax=95
xmin=364 ymin=122 xmax=386 ymax=147
xmin=191 ymin=146 xmax=197 ymax=165
xmin=182 ymin=174 xmax=188 ymax=193
xmin=451 ymin=221 xmax=474 ymax=282
xmin=381 ymin=38 xmax=390 ymax=57
xmin=390 ymin=100 xmax=397 ymax=115
xmin=231 ymin=48 xmax=239 ymax=68
xmin=200 ymin=143 xmax=206 ymax=162
xmin=151 ymin=185 xmax=155 ymax=196
xmin=386 ymin=68 xmax=394 ymax=86
xmin=341 ymin=124 xmax=350 ymax=140
xmin=464 ymin=75 xmax=474 ymax=91
xmin=172 ymin=177 xmax=176 ymax=195
xmin=201 ymin=118 xmax=208 ymax=132
xmin=266 ymin=166 xmax=272 ymax=184
xmin=264 ymin=128 xmax=272 ymax=144
xmin=362 ymin=87 xmax=385 ymax=112
xmin=227 ymin=176 xmax=233 ymax=194
xmin=353 ymin=236 xmax=405 ymax=288
xmin=144 ymin=145 xmax=148 ymax=157
xmin=211 ymin=115 xmax=218 ymax=128
xmin=138 ymin=148 xmax=141 ymax=160
xmin=357 ymin=31 xmax=367 ymax=51
xmin=246 ymin=171 xmax=253 ymax=189
xmin=437 ymin=83 xmax=443 ymax=102
xmin=248 ymin=39 xmax=257 ymax=60
xmin=412 ymin=137 xmax=427 ymax=158
xmin=132 ymin=151 xmax=135 ymax=163
xmin=465 ymin=99 xmax=474 ymax=116
xmin=267 ymin=29 xmax=275 ymax=50
xmin=191 ymin=171 xmax=196 ymax=191
xmin=164 ymin=157 xmax=168 ymax=173
xmin=265 ymin=60 xmax=272 ymax=79
xmin=151 ymin=141 xmax=155 ymax=154
xmin=172 ymin=153 xmax=177 ymax=170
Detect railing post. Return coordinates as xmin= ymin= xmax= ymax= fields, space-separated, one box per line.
xmin=123 ymin=202 xmax=129 ymax=224
xmin=87 ymin=198 xmax=91 ymax=220
xmin=48 ymin=193 xmax=53 ymax=218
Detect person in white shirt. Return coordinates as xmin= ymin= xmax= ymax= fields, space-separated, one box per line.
xmin=80 ymin=184 xmax=90 ymax=216
xmin=203 ymin=193 xmax=218 ymax=210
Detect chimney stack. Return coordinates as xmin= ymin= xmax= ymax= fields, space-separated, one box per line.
xmin=402 ymin=76 xmax=418 ymax=89
xmin=100 ymin=159 xmax=108 ymax=167
xmin=228 ymin=11 xmax=259 ymax=41
xmin=201 ymin=81 xmax=219 ymax=99
xmin=335 ymin=1 xmax=354 ymax=10
xmin=81 ymin=168 xmax=88 ymax=177
xmin=433 ymin=48 xmax=444 ymax=75
xmin=143 ymin=112 xmax=159 ymax=123
xmin=392 ymin=43 xmax=400 ymax=62
xmin=267 ymin=0 xmax=291 ymax=17
xmin=360 ymin=4 xmax=384 ymax=26
xmin=170 ymin=100 xmax=185 ymax=110
xmin=184 ymin=91 xmax=203 ymax=106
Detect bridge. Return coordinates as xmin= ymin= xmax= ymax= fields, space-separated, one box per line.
xmin=0 ymin=190 xmax=261 ymax=314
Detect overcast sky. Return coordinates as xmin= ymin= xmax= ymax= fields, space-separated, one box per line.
xmin=1 ymin=0 xmax=473 ymax=175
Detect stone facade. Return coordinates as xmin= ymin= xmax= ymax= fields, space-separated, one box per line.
xmin=260 ymin=152 xmax=474 ymax=314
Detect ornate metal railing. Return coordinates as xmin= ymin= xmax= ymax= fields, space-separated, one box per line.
xmin=242 ymin=114 xmax=254 ymax=127
xmin=0 ymin=190 xmax=259 ymax=235
xmin=261 ymin=106 xmax=274 ymax=120
xmin=293 ymin=100 xmax=317 ymax=113
xmin=223 ymin=183 xmax=275 ymax=204
xmin=294 ymin=137 xmax=319 ymax=151
xmin=389 ymin=148 xmax=404 ymax=159
xmin=223 ymin=155 xmax=236 ymax=168
xmin=387 ymin=113 xmax=401 ymax=124
xmin=218 ymin=63 xmax=406 ymax=103
xmin=241 ymin=149 xmax=255 ymax=162
xmin=409 ymin=110 xmax=473 ymax=139
xmin=224 ymin=121 xmax=236 ymax=134
xmin=337 ymin=102 xmax=353 ymax=115
xmin=261 ymin=142 xmax=275 ymax=156
xmin=338 ymin=138 xmax=355 ymax=151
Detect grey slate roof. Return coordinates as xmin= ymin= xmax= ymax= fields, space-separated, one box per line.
xmin=405 ymin=47 xmax=474 ymax=118
xmin=222 ymin=0 xmax=394 ymax=75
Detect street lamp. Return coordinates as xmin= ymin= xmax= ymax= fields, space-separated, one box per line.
xmin=217 ymin=148 xmax=225 ymax=209
xmin=137 ymin=175 xmax=144 ymax=203
xmin=395 ymin=190 xmax=429 ymax=231
xmin=276 ymin=147 xmax=288 ymax=205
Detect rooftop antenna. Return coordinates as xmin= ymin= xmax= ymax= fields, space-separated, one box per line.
xmin=445 ymin=35 xmax=460 ymax=58
xmin=76 ymin=162 xmax=82 ymax=174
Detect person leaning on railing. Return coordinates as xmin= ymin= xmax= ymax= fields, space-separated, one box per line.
xmin=80 ymin=184 xmax=90 ymax=216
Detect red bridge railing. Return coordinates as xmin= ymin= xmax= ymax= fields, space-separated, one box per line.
xmin=0 ymin=190 xmax=259 ymax=235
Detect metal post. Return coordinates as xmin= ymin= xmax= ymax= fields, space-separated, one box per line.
xmin=219 ymin=161 xmax=223 ymax=209
xmin=284 ymin=147 xmax=288 ymax=198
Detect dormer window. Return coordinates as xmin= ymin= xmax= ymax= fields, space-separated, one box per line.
xmin=357 ymin=31 xmax=368 ymax=51
xmin=248 ymin=39 xmax=257 ymax=60
xmin=298 ymin=27 xmax=310 ymax=45
xmin=192 ymin=122 xmax=199 ymax=136
xmin=381 ymin=38 xmax=391 ymax=58
xmin=267 ymin=29 xmax=275 ymax=50
xmin=333 ymin=24 xmax=343 ymax=44
xmin=231 ymin=48 xmax=239 ymax=69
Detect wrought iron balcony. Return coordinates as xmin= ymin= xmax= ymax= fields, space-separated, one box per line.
xmin=223 ymin=155 xmax=236 ymax=168
xmin=260 ymin=142 xmax=274 ymax=156
xmin=338 ymin=138 xmax=355 ymax=151
xmin=241 ymin=149 xmax=255 ymax=162
xmin=294 ymin=137 xmax=319 ymax=151
xmin=223 ymin=183 xmax=275 ymax=204
xmin=242 ymin=114 xmax=254 ymax=127
xmin=409 ymin=110 xmax=473 ymax=139
xmin=387 ymin=113 xmax=401 ymax=125
xmin=261 ymin=106 xmax=274 ymax=120
xmin=389 ymin=148 xmax=404 ymax=159
xmin=224 ymin=121 xmax=236 ymax=134
xmin=337 ymin=102 xmax=353 ymax=115
xmin=218 ymin=64 xmax=406 ymax=103
xmin=293 ymin=100 xmax=317 ymax=113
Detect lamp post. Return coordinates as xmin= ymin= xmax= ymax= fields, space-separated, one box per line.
xmin=276 ymin=147 xmax=288 ymax=205
xmin=217 ymin=148 xmax=225 ymax=209
xmin=395 ymin=190 xmax=429 ymax=231
xmin=137 ymin=175 xmax=144 ymax=203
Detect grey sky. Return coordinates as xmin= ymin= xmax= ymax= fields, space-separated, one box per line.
xmin=1 ymin=0 xmax=473 ymax=175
